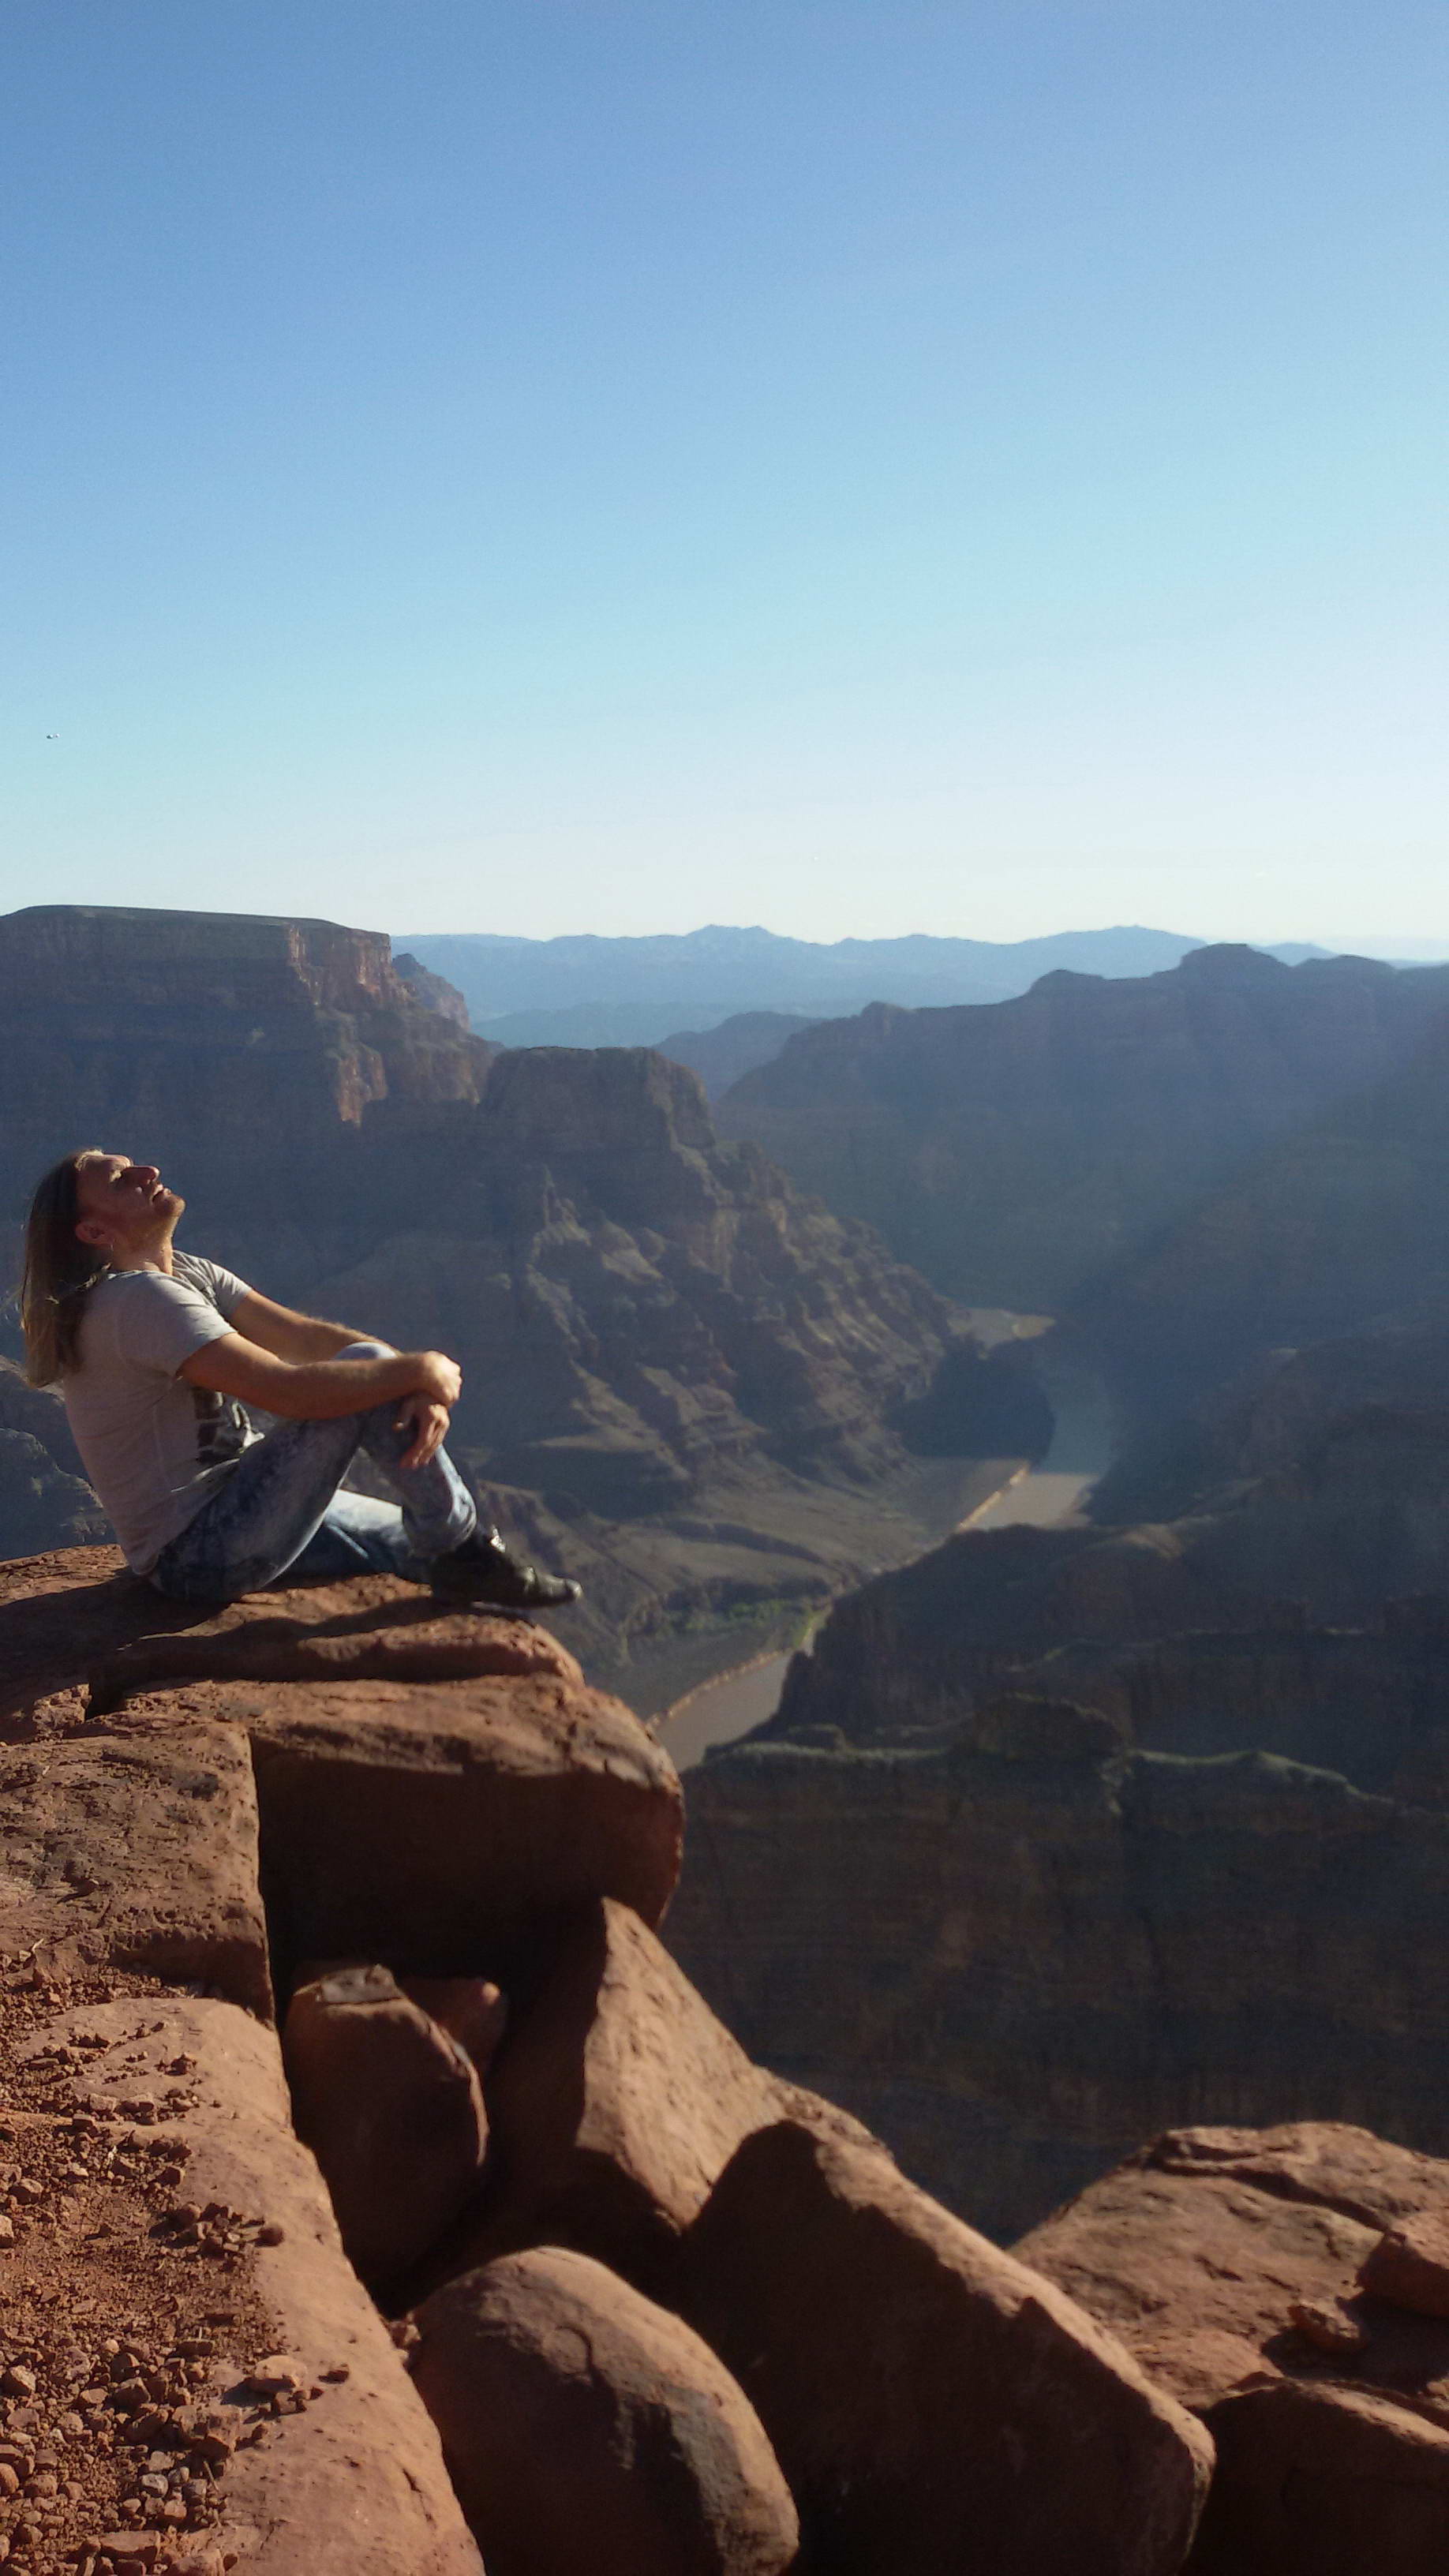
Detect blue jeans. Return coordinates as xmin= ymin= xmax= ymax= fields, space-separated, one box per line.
xmin=149 ymin=1341 xmax=477 ymax=1603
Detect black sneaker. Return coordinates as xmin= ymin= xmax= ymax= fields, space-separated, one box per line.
xmin=429 ymin=1526 xmax=582 ymax=1616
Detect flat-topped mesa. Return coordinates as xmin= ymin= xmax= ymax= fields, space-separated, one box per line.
xmin=477 ymin=1042 xmax=718 ymax=1160
xmin=0 ymin=903 xmax=494 ymax=1201
xmin=0 ymin=904 xmax=408 ymax=1017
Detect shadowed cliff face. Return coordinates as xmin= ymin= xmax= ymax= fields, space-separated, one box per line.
xmin=717 ymin=946 xmax=1449 ymax=1312
xmin=665 ymin=1316 xmax=1449 ymax=2240
xmin=1091 ymin=1301 xmax=1449 ymax=1528
xmin=1076 ymin=1024 xmax=1449 ymax=1428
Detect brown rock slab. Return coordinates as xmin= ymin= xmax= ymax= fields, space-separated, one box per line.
xmin=92 ymin=1573 xmax=583 ymax=1707
xmin=441 ymin=1896 xmax=797 ymax=2290
xmin=54 ymin=1994 xmax=485 ymax=2575
xmin=0 ymin=1548 xmax=581 ymax=1726
xmin=1016 ymin=2144 xmax=1384 ymax=2400
xmin=125 ymin=1671 xmax=682 ymax=1971
xmin=1017 ymin=2121 xmax=1449 ymax=2571
xmin=1361 ymin=2211 xmax=1449 ymax=2318
xmin=1145 ymin=2119 xmax=1449 ymax=2230
xmin=1186 ymin=2381 xmax=1449 ymax=2574
xmin=1129 ymin=2329 xmax=1279 ymax=2413
xmin=676 ymin=2119 xmax=1212 ymax=2576
xmin=0 ymin=1720 xmax=271 ymax=2015
xmin=283 ymin=1964 xmax=488 ymax=2286
xmin=411 ymin=2244 xmax=799 ymax=2576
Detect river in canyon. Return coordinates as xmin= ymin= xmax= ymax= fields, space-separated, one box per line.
xmin=661 ymin=1361 xmax=1115 ymax=1773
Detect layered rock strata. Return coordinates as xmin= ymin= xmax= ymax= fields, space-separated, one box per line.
xmin=0 ymin=1545 xmax=1213 ymax=2575
xmin=667 ymin=1702 xmax=1449 ymax=2241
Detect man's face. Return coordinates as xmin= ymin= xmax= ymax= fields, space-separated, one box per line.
xmin=73 ymin=1152 xmax=184 ymax=1259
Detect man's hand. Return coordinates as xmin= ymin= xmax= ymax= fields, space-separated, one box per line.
xmin=395 ymin=1395 xmax=451 ymax=1472
xmin=414 ymin=1350 xmax=463 ymax=1408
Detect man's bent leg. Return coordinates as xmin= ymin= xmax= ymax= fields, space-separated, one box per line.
xmin=345 ymin=1347 xmax=581 ymax=1613
xmin=333 ymin=1343 xmax=477 ymax=1566
xmin=150 ymin=1410 xmax=369 ymax=1601
xmin=284 ymin=1491 xmax=416 ymax=1582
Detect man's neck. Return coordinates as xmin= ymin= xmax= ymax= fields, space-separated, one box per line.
xmin=110 ymin=1229 xmax=178 ymax=1278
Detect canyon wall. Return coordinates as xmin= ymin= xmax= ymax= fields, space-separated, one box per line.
xmin=1076 ymin=1023 xmax=1449 ymax=1428
xmin=718 ymin=945 xmax=1449 ymax=1312
xmin=665 ymin=1312 xmax=1449 ymax=2239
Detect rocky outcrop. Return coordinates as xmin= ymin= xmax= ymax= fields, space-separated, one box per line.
xmin=423 ymin=1895 xmax=859 ymax=2299
xmin=719 ymin=945 xmax=1449 ymax=1309
xmin=0 ymin=905 xmax=495 ymax=1199
xmin=0 ymin=1544 xmax=1215 ymax=2574
xmin=1017 ymin=2121 xmax=1449 ymax=2573
xmin=392 ymin=954 xmax=471 ymax=1028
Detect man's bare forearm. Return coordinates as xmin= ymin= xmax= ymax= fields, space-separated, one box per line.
xmin=264 ymin=1349 xmax=434 ymax=1420
xmin=230 ymin=1290 xmax=395 ymax=1366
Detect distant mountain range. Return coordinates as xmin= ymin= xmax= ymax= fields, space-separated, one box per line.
xmin=396 ymin=923 xmax=1333 ymax=1046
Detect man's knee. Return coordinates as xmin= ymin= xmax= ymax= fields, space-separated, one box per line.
xmin=338 ymin=1339 xmax=394 ymax=1362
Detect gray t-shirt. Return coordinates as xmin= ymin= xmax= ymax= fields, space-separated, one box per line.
xmin=62 ymin=1252 xmax=259 ymax=1574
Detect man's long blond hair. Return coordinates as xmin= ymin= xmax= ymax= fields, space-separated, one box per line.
xmin=20 ymin=1151 xmax=108 ymax=1386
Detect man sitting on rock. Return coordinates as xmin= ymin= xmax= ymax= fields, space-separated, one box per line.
xmin=19 ymin=1148 xmax=582 ymax=1612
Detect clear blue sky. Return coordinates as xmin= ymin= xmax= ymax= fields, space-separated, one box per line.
xmin=3 ymin=2 xmax=1445 ymax=945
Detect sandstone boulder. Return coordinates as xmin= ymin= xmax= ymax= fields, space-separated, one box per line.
xmin=411 ymin=2245 xmax=799 ymax=2576
xmin=0 ymin=1718 xmax=271 ymax=2014
xmin=283 ymin=1965 xmax=489 ymax=2286
xmin=676 ymin=2120 xmax=1212 ymax=2575
xmin=1140 ymin=2118 xmax=1449 ymax=2230
xmin=48 ymin=1994 xmax=484 ymax=2574
xmin=437 ymin=1896 xmax=795 ymax=2291
xmin=1017 ymin=2121 xmax=1449 ymax=2574
xmin=1361 ymin=2210 xmax=1449 ymax=2316
xmin=1187 ymin=2380 xmax=1449 ymax=2575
